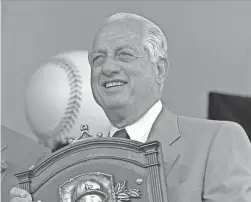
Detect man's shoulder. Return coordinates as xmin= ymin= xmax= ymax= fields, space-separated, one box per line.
xmin=176 ymin=115 xmax=245 ymax=140
xmin=178 ymin=115 xmax=223 ymax=129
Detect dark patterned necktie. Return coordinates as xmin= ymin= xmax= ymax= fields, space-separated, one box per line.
xmin=113 ymin=129 xmax=130 ymax=139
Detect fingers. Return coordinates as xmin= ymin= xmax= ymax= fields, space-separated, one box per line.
xmin=9 ymin=187 xmax=32 ymax=201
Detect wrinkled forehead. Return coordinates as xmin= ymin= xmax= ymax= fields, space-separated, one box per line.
xmin=91 ymin=19 xmax=144 ymax=52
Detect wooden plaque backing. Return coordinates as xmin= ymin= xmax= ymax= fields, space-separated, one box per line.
xmin=15 ymin=138 xmax=168 ymax=202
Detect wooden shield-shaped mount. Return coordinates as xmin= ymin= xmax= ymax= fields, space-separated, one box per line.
xmin=15 ymin=138 xmax=168 ymax=202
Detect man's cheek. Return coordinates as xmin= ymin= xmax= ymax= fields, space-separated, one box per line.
xmin=91 ymin=68 xmax=100 ymax=78
xmin=90 ymin=76 xmax=99 ymax=88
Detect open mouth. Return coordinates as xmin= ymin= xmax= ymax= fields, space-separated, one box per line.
xmin=103 ymin=80 xmax=127 ymax=88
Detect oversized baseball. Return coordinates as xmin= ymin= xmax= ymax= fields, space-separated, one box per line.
xmin=25 ymin=51 xmax=110 ymax=145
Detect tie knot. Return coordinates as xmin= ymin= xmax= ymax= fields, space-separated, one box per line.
xmin=113 ymin=129 xmax=130 ymax=139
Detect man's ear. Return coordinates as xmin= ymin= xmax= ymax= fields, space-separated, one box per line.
xmin=156 ymin=58 xmax=168 ymax=85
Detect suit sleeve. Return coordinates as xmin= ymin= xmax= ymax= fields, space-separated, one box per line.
xmin=203 ymin=122 xmax=251 ymax=202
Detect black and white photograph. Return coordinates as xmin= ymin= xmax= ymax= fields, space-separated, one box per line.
xmin=1 ymin=1 xmax=251 ymax=202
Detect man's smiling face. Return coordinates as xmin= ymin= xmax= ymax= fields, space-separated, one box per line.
xmin=89 ymin=19 xmax=160 ymax=118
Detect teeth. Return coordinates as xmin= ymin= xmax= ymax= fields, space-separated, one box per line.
xmin=105 ymin=81 xmax=125 ymax=88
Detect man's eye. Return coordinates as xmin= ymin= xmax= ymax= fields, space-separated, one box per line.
xmin=117 ymin=51 xmax=135 ymax=62
xmin=92 ymin=55 xmax=104 ymax=65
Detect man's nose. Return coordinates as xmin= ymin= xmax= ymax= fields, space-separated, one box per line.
xmin=101 ymin=59 xmax=120 ymax=76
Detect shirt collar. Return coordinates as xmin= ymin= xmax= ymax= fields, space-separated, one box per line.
xmin=109 ymin=100 xmax=163 ymax=143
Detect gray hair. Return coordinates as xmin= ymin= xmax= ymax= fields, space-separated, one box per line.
xmin=105 ymin=13 xmax=168 ymax=64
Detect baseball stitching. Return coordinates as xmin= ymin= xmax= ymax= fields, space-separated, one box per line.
xmin=49 ymin=57 xmax=83 ymax=139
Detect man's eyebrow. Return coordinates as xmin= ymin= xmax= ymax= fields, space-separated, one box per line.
xmin=90 ymin=49 xmax=107 ymax=56
xmin=115 ymin=45 xmax=138 ymax=53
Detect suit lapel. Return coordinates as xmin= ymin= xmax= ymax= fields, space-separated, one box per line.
xmin=147 ymin=105 xmax=181 ymax=177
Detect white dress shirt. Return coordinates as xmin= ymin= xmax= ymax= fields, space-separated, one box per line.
xmin=109 ymin=100 xmax=163 ymax=143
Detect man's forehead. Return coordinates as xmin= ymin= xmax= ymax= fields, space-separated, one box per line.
xmin=103 ymin=19 xmax=142 ymax=35
xmin=92 ymin=19 xmax=143 ymax=49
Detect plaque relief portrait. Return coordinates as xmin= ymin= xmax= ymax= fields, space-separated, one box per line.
xmin=59 ymin=172 xmax=141 ymax=202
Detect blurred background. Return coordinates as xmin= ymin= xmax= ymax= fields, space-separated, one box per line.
xmin=2 ymin=0 xmax=251 ymax=141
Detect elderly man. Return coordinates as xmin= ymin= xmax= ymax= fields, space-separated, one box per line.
xmin=10 ymin=13 xmax=251 ymax=202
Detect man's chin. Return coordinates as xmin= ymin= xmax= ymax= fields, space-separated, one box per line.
xmin=106 ymin=103 xmax=126 ymax=110
xmin=105 ymin=100 xmax=129 ymax=111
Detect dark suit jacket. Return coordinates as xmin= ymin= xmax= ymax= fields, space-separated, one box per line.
xmin=1 ymin=126 xmax=49 ymax=202
xmin=147 ymin=106 xmax=251 ymax=202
